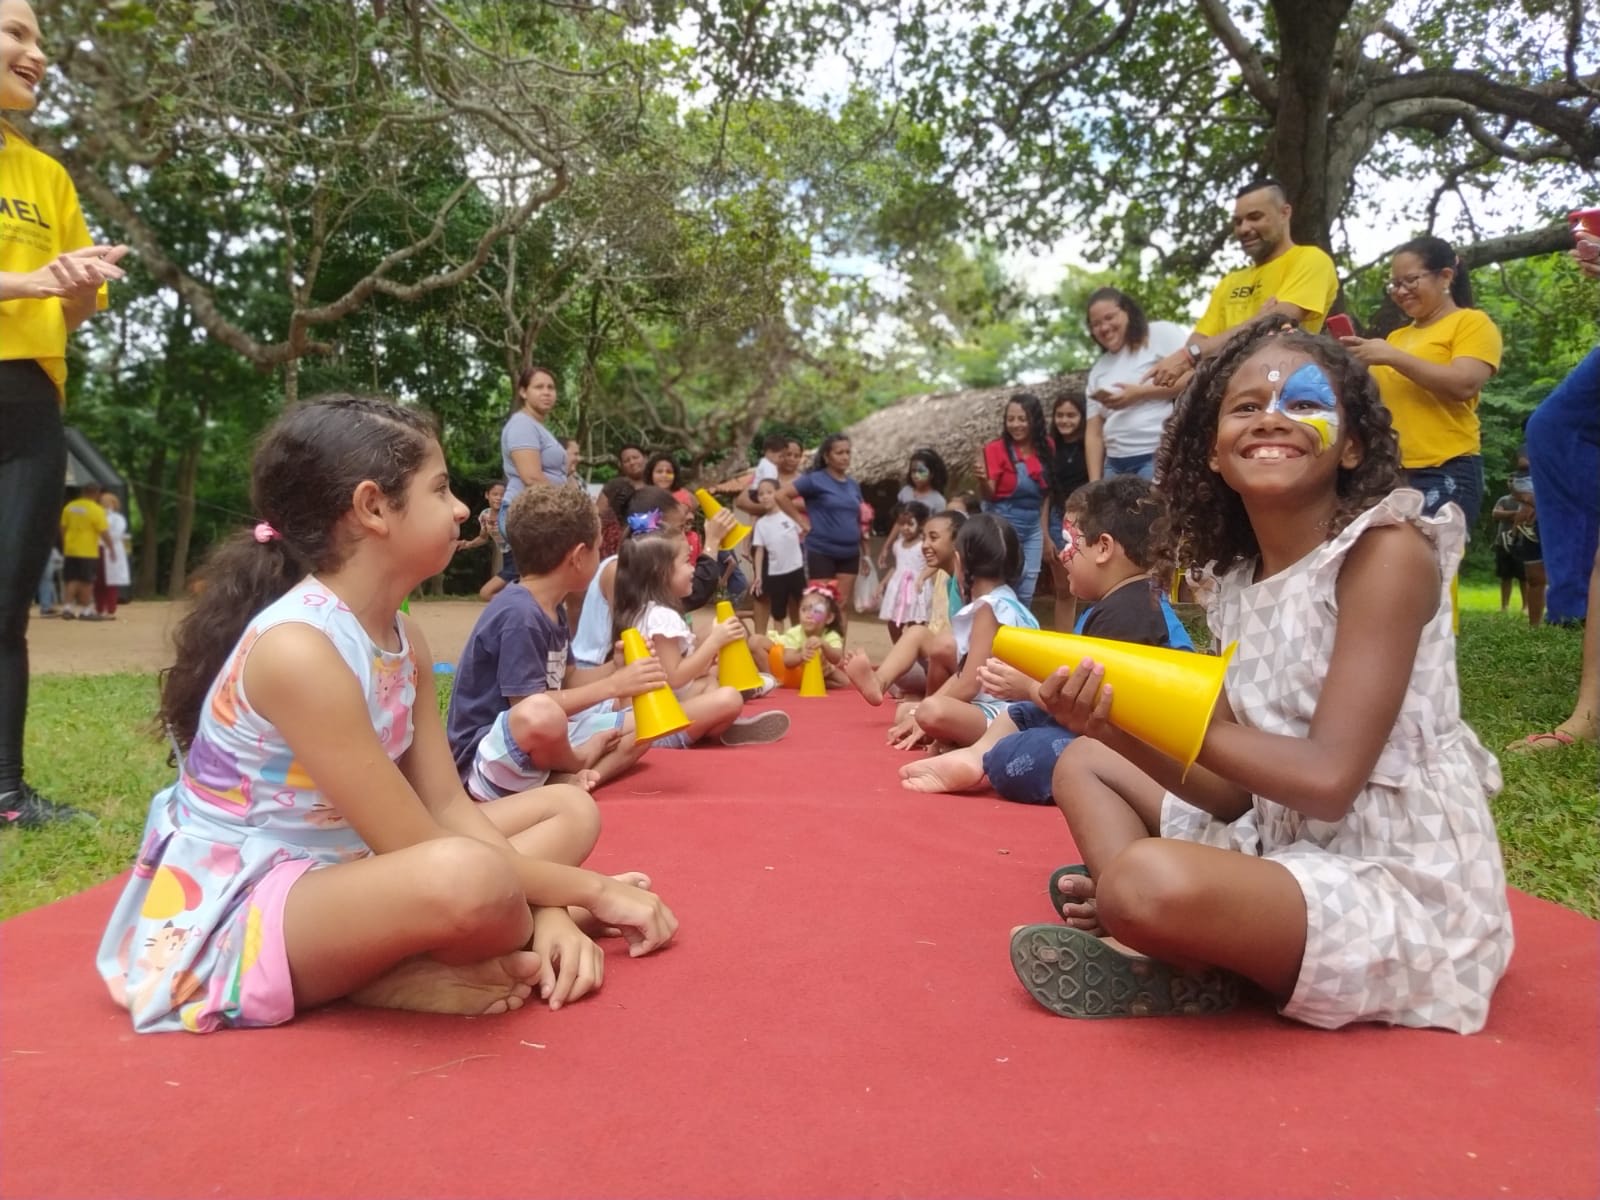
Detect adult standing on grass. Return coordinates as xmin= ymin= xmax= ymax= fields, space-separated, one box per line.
xmin=1340 ymin=236 xmax=1501 ymax=529
xmin=1146 ymin=179 xmax=1339 ymax=390
xmin=0 ymin=0 xmax=127 ymax=828
xmin=496 ymin=365 xmax=568 ymax=582
xmin=975 ymin=393 xmax=1050 ymax=608
xmin=776 ymin=434 xmax=867 ymax=633
xmin=1082 ymin=288 xmax=1187 ymax=482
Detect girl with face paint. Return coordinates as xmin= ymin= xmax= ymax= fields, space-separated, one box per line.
xmin=1010 ymin=317 xmax=1513 ymax=1035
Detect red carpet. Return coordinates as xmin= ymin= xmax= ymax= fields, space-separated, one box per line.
xmin=3 ymin=695 xmax=1596 ymax=1198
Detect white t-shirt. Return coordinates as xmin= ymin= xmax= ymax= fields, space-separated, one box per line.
xmin=639 ymin=601 xmax=693 ymax=656
xmin=752 ymin=511 xmax=804 ymax=576
xmin=896 ymin=484 xmax=946 ymax=514
xmin=103 ymin=511 xmax=131 ymax=587
xmin=1085 ymin=319 xmax=1189 ymax=458
xmin=751 ymin=457 xmax=781 ymax=490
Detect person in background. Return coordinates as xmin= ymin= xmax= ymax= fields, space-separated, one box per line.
xmin=35 ymin=545 xmax=62 ymax=618
xmin=1490 ymin=485 xmax=1528 ymax=616
xmin=1146 ymin=178 xmax=1339 ymax=389
xmin=975 ymin=393 xmax=1050 ymax=608
xmin=1042 ymin=393 xmax=1090 ymax=632
xmin=1341 ymin=235 xmax=1500 ymax=529
xmin=95 ymin=488 xmax=130 ymax=618
xmin=1083 ymin=289 xmax=1187 ymax=482
xmin=617 ymin=443 xmax=647 ymax=486
xmin=563 ymin=438 xmax=582 ymax=481
xmin=776 ymin=434 xmax=868 ymax=633
xmin=498 ymin=365 xmax=569 ymax=586
xmin=898 ymin=448 xmax=948 ymax=515
xmin=59 ymin=483 xmax=109 ymax=621
xmin=1 ymin=0 xmax=127 ymax=826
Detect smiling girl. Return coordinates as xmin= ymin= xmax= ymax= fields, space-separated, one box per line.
xmin=1011 ymin=318 xmax=1512 ymax=1032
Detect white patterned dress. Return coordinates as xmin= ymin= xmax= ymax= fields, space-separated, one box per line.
xmin=1164 ymin=490 xmax=1513 ymax=1033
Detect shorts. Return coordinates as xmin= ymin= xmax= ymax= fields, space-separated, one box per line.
xmin=974 ymin=698 xmax=1007 ymax=724
xmin=62 ymin=555 xmax=98 ymax=584
xmin=762 ymin=567 xmax=805 ymax=614
xmin=982 ymin=704 xmax=1075 ymax=805
xmin=806 ymin=549 xmax=860 ymax=578
xmin=1405 ymin=455 xmax=1484 ymax=530
xmin=466 ymin=707 xmax=626 ymax=801
xmin=1492 ymin=542 xmax=1524 ymax=581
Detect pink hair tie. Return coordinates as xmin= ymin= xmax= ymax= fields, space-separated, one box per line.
xmin=253 ymin=522 xmax=280 ymax=544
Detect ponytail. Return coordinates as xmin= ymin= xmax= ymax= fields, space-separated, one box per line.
xmin=1396 ymin=235 xmax=1474 ymax=308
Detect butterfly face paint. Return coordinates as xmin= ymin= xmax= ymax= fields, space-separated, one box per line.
xmin=1265 ymin=362 xmax=1340 ymax=454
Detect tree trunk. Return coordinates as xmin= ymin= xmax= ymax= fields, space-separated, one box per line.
xmin=133 ymin=447 xmax=166 ymax=598
xmin=1267 ymin=0 xmax=1355 ymax=251
xmin=284 ymin=357 xmax=299 ymax=408
xmin=164 ymin=438 xmax=202 ymax=596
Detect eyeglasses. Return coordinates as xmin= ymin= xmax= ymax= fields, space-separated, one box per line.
xmin=1384 ymin=271 xmax=1438 ymax=296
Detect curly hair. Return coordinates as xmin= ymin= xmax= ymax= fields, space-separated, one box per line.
xmin=506 ymin=482 xmax=600 ymax=575
xmin=999 ymin=393 xmax=1050 ymax=460
xmin=1153 ymin=317 xmax=1401 ymax=574
xmin=160 ymin=394 xmax=438 ymax=751
xmin=1065 ymin=475 xmax=1173 ymax=578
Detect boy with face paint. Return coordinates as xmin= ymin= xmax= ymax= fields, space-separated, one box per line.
xmin=899 ymin=477 xmax=1193 ymax=801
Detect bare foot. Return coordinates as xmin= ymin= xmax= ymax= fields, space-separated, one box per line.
xmin=899 ymin=749 xmax=986 ymax=793
xmin=1053 ymin=870 xmax=1104 ymax=935
xmin=844 ymin=651 xmax=884 ymax=706
xmin=569 ymin=871 xmax=652 ymax=936
xmin=350 ymin=950 xmax=542 ymax=1015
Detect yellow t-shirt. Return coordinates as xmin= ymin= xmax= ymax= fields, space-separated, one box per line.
xmin=61 ymin=497 xmax=108 ymax=559
xmin=1371 ymin=307 xmax=1503 ymax=469
xmin=0 ymin=122 xmax=104 ymax=397
xmin=1194 ymin=244 xmax=1338 ymax=336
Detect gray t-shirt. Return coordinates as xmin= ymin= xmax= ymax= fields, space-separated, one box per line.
xmin=501 ymin=412 xmax=567 ymax=505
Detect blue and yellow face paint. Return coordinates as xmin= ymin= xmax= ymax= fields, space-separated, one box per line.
xmin=1265 ymin=363 xmax=1340 ymax=453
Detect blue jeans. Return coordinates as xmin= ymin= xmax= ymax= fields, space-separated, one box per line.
xmin=982 ymin=704 xmax=1074 ymax=806
xmin=1104 ymin=453 xmax=1156 ymax=481
xmin=1405 ymin=455 xmax=1484 ymax=530
xmin=1526 ymin=348 xmax=1600 ymax=624
xmin=718 ymin=550 xmax=749 ymax=604
xmin=989 ymin=497 xmax=1043 ymax=606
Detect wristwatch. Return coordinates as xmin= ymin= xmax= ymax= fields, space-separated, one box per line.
xmin=1185 ymin=342 xmax=1203 ymax=363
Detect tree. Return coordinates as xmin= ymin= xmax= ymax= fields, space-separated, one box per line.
xmin=886 ymin=0 xmax=1599 ymax=274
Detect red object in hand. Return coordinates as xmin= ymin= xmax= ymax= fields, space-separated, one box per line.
xmin=1567 ymin=208 xmax=1600 ymax=238
xmin=1324 ymin=314 xmax=1355 ymax=340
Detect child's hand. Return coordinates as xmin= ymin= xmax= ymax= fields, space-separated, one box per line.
xmin=589 ymin=877 xmax=679 ymax=957
xmin=530 ymin=907 xmax=604 ymax=1010
xmin=977 ymin=657 xmax=1033 ymax=702
xmin=714 ymin=616 xmax=747 ymax=648
xmin=706 ymin=509 xmax=736 ymax=544
xmin=886 ymin=710 xmax=930 ymax=750
xmin=1036 ymin=659 xmax=1113 ymax=738
xmin=613 ymin=656 xmax=668 ymax=698
xmin=751 ymin=577 xmax=764 ymax=597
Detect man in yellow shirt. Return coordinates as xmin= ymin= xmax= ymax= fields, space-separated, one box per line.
xmin=2 ymin=0 xmax=127 ymax=827
xmin=1148 ymin=179 xmax=1340 ymax=387
xmin=59 ymin=484 xmax=111 ymax=621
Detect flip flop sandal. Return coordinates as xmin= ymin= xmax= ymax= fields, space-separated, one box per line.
xmin=1047 ymin=863 xmax=1090 ymax=922
xmin=1009 ymin=924 xmax=1240 ymax=1019
xmin=1506 ymin=730 xmax=1576 ymax=752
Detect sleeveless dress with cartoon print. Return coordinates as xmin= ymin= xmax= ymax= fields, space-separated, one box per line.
xmin=96 ymin=577 xmax=417 ymax=1034
xmin=1164 ymin=490 xmax=1512 ymax=1033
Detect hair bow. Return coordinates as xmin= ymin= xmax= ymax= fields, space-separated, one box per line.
xmin=626 ymin=509 xmax=663 ymax=536
xmin=802 ymin=580 xmax=841 ymax=605
xmin=253 ymin=522 xmax=280 ymax=544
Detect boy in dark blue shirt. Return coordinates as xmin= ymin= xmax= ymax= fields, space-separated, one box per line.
xmin=900 ymin=476 xmax=1192 ymax=803
xmin=447 ymin=484 xmax=667 ymax=807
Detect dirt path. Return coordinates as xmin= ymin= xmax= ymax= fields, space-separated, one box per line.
xmin=28 ymin=598 xmax=899 ymax=675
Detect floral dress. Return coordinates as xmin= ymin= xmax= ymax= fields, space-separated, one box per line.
xmin=97 ymin=578 xmax=416 ymax=1033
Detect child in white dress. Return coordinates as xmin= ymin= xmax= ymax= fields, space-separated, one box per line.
xmin=1012 ymin=319 xmax=1512 ymax=1033
xmin=875 ymin=501 xmax=933 ymax=638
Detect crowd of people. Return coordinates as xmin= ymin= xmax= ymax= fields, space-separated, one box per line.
xmin=2 ymin=0 xmax=1596 ymax=1036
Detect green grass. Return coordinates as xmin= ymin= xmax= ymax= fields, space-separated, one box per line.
xmin=4 ymin=615 xmax=1596 ymax=920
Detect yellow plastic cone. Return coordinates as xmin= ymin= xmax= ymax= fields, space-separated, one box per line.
xmin=621 ymin=627 xmax=691 ymax=742
xmin=990 ymin=626 xmax=1234 ymax=771
xmin=694 ymin=487 xmax=752 ymax=551
xmin=799 ymin=650 xmax=827 ymax=697
xmin=714 ymin=601 xmax=763 ymax=691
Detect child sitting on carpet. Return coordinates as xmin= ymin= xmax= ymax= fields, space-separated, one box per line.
xmin=611 ymin=534 xmax=791 ymax=747
xmin=98 ymin=396 xmax=678 ymax=1034
xmin=900 ymin=476 xmax=1192 ymax=800
xmin=1010 ymin=319 xmax=1512 ymax=1031
xmin=886 ymin=513 xmax=1041 ymax=752
xmin=446 ymin=484 xmax=668 ymax=801
xmin=754 ymin=581 xmax=848 ymax=688
xmin=843 ymin=508 xmax=966 ymax=715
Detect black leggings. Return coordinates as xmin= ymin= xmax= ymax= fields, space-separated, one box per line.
xmin=0 ymin=361 xmax=66 ymax=795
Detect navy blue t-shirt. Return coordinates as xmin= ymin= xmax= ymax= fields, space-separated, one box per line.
xmin=446 ymin=584 xmax=569 ymax=778
xmin=793 ymin=470 xmax=863 ymax=558
xmin=1078 ymin=578 xmax=1193 ymax=650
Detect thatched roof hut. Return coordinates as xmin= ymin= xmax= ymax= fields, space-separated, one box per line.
xmin=842 ymin=373 xmax=1087 ymax=490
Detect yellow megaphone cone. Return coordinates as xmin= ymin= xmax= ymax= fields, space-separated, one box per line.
xmin=714 ymin=600 xmax=763 ymax=691
xmin=990 ymin=626 xmax=1234 ymax=772
xmin=799 ymin=650 xmax=828 ymax=697
xmin=694 ymin=487 xmax=752 ymax=551
xmin=621 ymin=627 xmax=691 ymax=742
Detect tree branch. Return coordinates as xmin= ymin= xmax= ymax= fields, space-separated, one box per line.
xmin=1195 ymin=0 xmax=1278 ymax=110
xmin=1457 ymin=223 xmax=1575 ymax=269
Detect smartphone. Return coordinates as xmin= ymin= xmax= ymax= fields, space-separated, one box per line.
xmin=1324 ymin=313 xmax=1355 ymax=340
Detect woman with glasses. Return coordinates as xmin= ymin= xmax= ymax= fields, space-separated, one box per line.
xmin=1338 ymin=236 xmax=1502 ymax=527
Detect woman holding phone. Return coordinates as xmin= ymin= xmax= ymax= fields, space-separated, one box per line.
xmin=1081 ymin=288 xmax=1187 ymax=482
xmin=1339 ymin=236 xmax=1501 ymax=527
xmin=1 ymin=0 xmax=128 ymax=826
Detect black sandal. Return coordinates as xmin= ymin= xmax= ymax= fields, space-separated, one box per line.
xmin=1047 ymin=863 xmax=1090 ymax=922
xmin=1009 ymin=924 xmax=1240 ymax=1019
